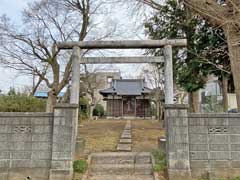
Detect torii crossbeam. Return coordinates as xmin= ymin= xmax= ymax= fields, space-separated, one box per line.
xmin=57 ymin=39 xmax=187 ymax=105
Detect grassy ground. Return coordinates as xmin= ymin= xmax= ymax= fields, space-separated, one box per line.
xmin=131 ymin=120 xmax=165 ymax=152
xmin=77 ymin=119 xmax=165 ymax=153
xmin=78 ymin=120 xmax=126 ymax=153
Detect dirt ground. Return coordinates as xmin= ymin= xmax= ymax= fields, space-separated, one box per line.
xmin=131 ymin=120 xmax=165 ymax=152
xmin=78 ymin=120 xmax=126 ymax=153
xmin=77 ymin=119 xmax=165 ymax=154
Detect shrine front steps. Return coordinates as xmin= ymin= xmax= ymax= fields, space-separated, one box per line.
xmin=90 ymin=152 xmax=151 ymax=164
xmin=85 ymin=152 xmax=154 ymax=180
xmin=88 ymin=175 xmax=154 ymax=180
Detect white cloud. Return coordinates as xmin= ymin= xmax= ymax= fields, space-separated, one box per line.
xmin=0 ymin=0 xmax=34 ymax=92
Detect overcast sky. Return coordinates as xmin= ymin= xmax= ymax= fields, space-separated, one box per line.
xmin=0 ymin=0 xmax=32 ymax=92
xmin=0 ymin=0 xmax=149 ymax=93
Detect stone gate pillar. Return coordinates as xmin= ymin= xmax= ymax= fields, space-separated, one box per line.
xmin=49 ymin=104 xmax=78 ymax=180
xmin=70 ymin=46 xmax=80 ymax=104
xmin=165 ymin=104 xmax=192 ymax=180
xmin=164 ymin=45 xmax=174 ymax=104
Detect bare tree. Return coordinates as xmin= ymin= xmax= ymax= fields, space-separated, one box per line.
xmin=139 ymin=63 xmax=164 ymax=122
xmin=132 ymin=0 xmax=163 ymax=10
xmin=80 ymin=64 xmax=112 ymax=119
xmin=0 ymin=0 xmax=114 ymax=112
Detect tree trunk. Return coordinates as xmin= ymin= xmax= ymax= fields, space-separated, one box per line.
xmin=46 ymin=90 xmax=57 ymax=113
xmin=156 ymin=100 xmax=163 ymax=126
xmin=159 ymin=101 xmax=164 ymax=127
xmin=61 ymin=86 xmax=70 ymax=103
xmin=189 ymin=90 xmax=200 ymax=113
xmin=89 ymin=105 xmax=94 ymax=119
xmin=222 ymin=77 xmax=229 ymax=112
xmin=156 ymin=101 xmax=160 ymax=120
xmin=223 ymin=25 xmax=240 ymax=111
xmin=30 ymin=78 xmax=43 ymax=96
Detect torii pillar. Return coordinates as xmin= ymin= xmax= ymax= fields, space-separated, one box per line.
xmin=164 ymin=45 xmax=174 ymax=104
xmin=70 ymin=46 xmax=80 ymax=104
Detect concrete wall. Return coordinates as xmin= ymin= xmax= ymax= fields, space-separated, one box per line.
xmin=166 ymin=105 xmax=240 ymax=180
xmin=0 ymin=104 xmax=78 ymax=180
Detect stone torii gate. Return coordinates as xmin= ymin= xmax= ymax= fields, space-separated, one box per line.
xmin=57 ymin=39 xmax=187 ymax=180
xmin=57 ymin=39 xmax=187 ymax=105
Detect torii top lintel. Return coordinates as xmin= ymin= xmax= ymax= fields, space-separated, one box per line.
xmin=57 ymin=39 xmax=187 ymax=50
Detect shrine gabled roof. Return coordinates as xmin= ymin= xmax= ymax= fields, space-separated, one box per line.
xmin=99 ymin=79 xmax=152 ymax=96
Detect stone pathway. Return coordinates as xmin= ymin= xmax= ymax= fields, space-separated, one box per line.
xmin=117 ymin=120 xmax=132 ymax=152
xmin=82 ymin=120 xmax=155 ymax=180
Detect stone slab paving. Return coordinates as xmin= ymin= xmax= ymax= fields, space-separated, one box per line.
xmin=121 ymin=134 xmax=131 ymax=139
xmin=117 ymin=120 xmax=132 ymax=152
xmin=122 ymin=132 xmax=131 ymax=135
xmin=117 ymin=144 xmax=132 ymax=151
xmin=122 ymin=131 xmax=131 ymax=135
xmin=119 ymin=138 xmax=132 ymax=144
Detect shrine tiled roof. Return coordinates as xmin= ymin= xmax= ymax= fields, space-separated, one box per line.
xmin=99 ymin=79 xmax=152 ymax=96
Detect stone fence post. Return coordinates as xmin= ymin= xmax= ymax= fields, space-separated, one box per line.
xmin=165 ymin=104 xmax=191 ymax=180
xmin=49 ymin=104 xmax=78 ymax=180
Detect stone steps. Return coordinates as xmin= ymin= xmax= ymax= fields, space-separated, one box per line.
xmin=86 ymin=152 xmax=154 ymax=180
xmin=88 ymin=164 xmax=153 ymax=175
xmin=84 ymin=121 xmax=154 ymax=180
xmin=88 ymin=175 xmax=154 ymax=180
xmin=91 ymin=152 xmax=152 ymax=164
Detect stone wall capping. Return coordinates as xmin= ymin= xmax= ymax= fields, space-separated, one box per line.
xmin=164 ymin=104 xmax=189 ymax=109
xmin=189 ymin=113 xmax=240 ymax=118
xmin=0 ymin=112 xmax=53 ymax=117
xmin=54 ymin=103 xmax=79 ymax=109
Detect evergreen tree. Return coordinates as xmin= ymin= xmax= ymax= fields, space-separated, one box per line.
xmin=144 ymin=0 xmax=230 ymax=112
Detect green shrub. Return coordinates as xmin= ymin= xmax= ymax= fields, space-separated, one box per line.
xmin=229 ymin=177 xmax=240 ymax=180
xmin=73 ymin=160 xmax=88 ymax=173
xmin=79 ymin=97 xmax=90 ymax=120
xmin=93 ymin=104 xmax=104 ymax=117
xmin=215 ymin=176 xmax=240 ymax=180
xmin=199 ymin=176 xmax=240 ymax=180
xmin=79 ymin=111 xmax=89 ymax=120
xmin=233 ymin=178 xmax=240 ymax=180
xmin=152 ymin=150 xmax=167 ymax=172
xmin=153 ymin=164 xmax=164 ymax=172
xmin=0 ymin=95 xmax=46 ymax=112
